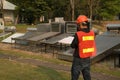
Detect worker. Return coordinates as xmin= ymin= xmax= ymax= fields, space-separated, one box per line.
xmin=71 ymin=15 xmax=96 ymax=80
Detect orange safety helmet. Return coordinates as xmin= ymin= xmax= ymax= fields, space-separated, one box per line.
xmin=76 ymin=15 xmax=88 ymax=24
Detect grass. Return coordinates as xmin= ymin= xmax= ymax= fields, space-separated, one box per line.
xmin=93 ymin=24 xmax=106 ymax=32
xmin=0 ymin=23 xmax=120 ymax=80
xmin=0 ymin=49 xmax=71 ymax=66
xmin=0 ymin=33 xmax=12 ymax=41
xmin=1 ymin=49 xmax=120 ymax=80
xmin=0 ymin=24 xmax=36 ymax=41
xmin=15 ymin=24 xmax=36 ymax=33
xmin=0 ymin=30 xmax=3 ymax=33
xmin=5 ymin=24 xmax=36 ymax=33
xmin=91 ymin=63 xmax=120 ymax=78
xmin=0 ymin=59 xmax=68 ymax=80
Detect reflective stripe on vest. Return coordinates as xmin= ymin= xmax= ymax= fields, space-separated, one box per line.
xmin=82 ymin=36 xmax=94 ymax=41
xmin=83 ymin=48 xmax=94 ymax=53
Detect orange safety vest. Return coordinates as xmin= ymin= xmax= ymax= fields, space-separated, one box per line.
xmin=76 ymin=30 xmax=96 ymax=58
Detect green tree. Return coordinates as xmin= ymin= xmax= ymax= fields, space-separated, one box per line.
xmin=7 ymin=0 xmax=120 ymax=23
xmin=8 ymin=0 xmax=50 ymax=24
xmin=92 ymin=0 xmax=120 ymax=20
xmin=45 ymin=0 xmax=70 ymax=20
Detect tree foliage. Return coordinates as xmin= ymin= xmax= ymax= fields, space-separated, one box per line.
xmin=97 ymin=0 xmax=120 ymax=20
xmin=8 ymin=0 xmax=50 ymax=24
xmin=7 ymin=0 xmax=120 ymax=24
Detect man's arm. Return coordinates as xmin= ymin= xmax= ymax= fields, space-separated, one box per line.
xmin=71 ymin=33 xmax=78 ymax=48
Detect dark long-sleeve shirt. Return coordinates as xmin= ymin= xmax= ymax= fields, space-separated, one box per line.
xmin=71 ymin=33 xmax=80 ymax=58
xmin=71 ymin=29 xmax=90 ymax=58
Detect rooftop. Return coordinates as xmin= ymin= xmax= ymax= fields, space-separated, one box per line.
xmin=3 ymin=0 xmax=16 ymax=10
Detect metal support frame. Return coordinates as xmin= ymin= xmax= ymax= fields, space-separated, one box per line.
xmin=114 ymin=49 xmax=120 ymax=68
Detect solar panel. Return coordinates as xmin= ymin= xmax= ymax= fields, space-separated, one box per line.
xmin=41 ymin=33 xmax=72 ymax=44
xmin=15 ymin=31 xmax=45 ymax=40
xmin=102 ymin=31 xmax=120 ymax=37
xmin=106 ymin=24 xmax=120 ymax=31
xmin=51 ymin=22 xmax=65 ymax=33
xmin=2 ymin=33 xmax=24 ymax=43
xmin=27 ymin=32 xmax=60 ymax=42
xmin=58 ymin=32 xmax=120 ymax=63
xmin=36 ymin=23 xmax=50 ymax=32
xmin=66 ymin=24 xmax=77 ymax=34
xmin=51 ymin=23 xmax=61 ymax=32
xmin=65 ymin=22 xmax=77 ymax=34
xmin=58 ymin=36 xmax=74 ymax=45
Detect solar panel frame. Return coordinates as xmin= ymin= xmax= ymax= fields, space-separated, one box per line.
xmin=65 ymin=21 xmax=77 ymax=34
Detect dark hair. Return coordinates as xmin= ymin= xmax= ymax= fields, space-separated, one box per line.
xmin=77 ymin=21 xmax=90 ymax=31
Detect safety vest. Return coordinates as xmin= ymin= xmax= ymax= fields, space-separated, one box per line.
xmin=76 ymin=30 xmax=96 ymax=58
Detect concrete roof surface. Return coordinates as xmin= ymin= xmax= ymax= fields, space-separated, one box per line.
xmin=3 ymin=0 xmax=16 ymax=10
